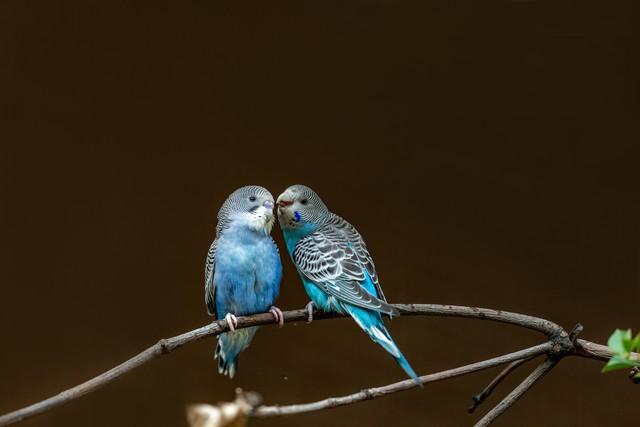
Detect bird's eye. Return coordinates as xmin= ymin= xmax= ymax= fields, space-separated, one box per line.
xmin=249 ymin=196 xmax=257 ymax=202
xmin=301 ymin=199 xmax=308 ymax=205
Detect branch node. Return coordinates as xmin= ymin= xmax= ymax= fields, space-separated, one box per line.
xmin=468 ymin=395 xmax=482 ymax=414
xmin=467 ymin=358 xmax=531 ymax=414
xmin=235 ymin=388 xmax=263 ymax=412
xmin=361 ymin=388 xmax=375 ymax=401
xmin=549 ymin=327 xmax=578 ymax=360
xmin=156 ymin=339 xmax=170 ymax=354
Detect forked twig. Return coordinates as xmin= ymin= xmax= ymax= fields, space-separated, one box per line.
xmin=467 ymin=358 xmax=533 ymax=414
xmin=474 ymin=358 xmax=559 ymax=426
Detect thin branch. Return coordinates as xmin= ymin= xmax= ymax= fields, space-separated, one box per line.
xmin=252 ymin=342 xmax=553 ymax=417
xmin=393 ymin=304 xmax=563 ymax=337
xmin=0 ymin=309 xmax=322 ymax=427
xmin=0 ymin=304 xmax=636 ymax=426
xmin=467 ymin=358 xmax=533 ymax=414
xmin=474 ymin=358 xmax=559 ymax=427
xmin=574 ymin=339 xmax=621 ymax=361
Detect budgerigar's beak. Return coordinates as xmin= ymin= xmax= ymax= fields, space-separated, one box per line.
xmin=276 ymin=191 xmax=298 ymax=221
xmin=276 ymin=192 xmax=293 ymax=207
xmin=276 ymin=199 xmax=292 ymax=207
xmin=276 ymin=191 xmax=297 ymax=228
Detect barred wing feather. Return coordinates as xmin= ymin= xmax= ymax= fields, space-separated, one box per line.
xmin=293 ymin=216 xmax=398 ymax=316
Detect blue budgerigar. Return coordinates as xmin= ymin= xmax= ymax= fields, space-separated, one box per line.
xmin=205 ymin=186 xmax=283 ymax=378
xmin=276 ymin=185 xmax=419 ymax=384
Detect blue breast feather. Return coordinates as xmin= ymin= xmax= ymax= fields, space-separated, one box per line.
xmin=211 ymin=222 xmax=282 ymax=378
xmin=214 ymin=224 xmax=282 ymax=318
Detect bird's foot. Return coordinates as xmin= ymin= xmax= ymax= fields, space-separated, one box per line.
xmin=269 ymin=306 xmax=284 ymax=328
xmin=305 ymin=301 xmax=315 ymax=323
xmin=224 ymin=313 xmax=239 ymax=332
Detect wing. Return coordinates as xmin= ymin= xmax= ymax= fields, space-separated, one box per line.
xmin=293 ymin=215 xmax=398 ymax=316
xmin=327 ymin=215 xmax=388 ymax=303
xmin=204 ymin=239 xmax=217 ymax=317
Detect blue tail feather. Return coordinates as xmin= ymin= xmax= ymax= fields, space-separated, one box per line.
xmin=344 ymin=304 xmax=421 ymax=386
xmin=215 ymin=327 xmax=258 ymax=378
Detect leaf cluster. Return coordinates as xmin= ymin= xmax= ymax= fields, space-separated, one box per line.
xmin=602 ymin=329 xmax=640 ymax=380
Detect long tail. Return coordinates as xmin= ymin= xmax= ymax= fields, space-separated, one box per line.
xmin=214 ymin=327 xmax=258 ymax=378
xmin=344 ymin=304 xmax=421 ymax=386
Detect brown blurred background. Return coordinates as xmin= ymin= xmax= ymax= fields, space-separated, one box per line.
xmin=1 ymin=1 xmax=638 ymax=426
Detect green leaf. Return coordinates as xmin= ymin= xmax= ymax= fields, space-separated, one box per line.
xmin=632 ymin=333 xmax=640 ymax=352
xmin=622 ymin=330 xmax=636 ymax=353
xmin=602 ymin=355 xmax=636 ymax=373
xmin=607 ymin=329 xmax=632 ymax=354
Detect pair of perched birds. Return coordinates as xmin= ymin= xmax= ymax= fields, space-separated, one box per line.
xmin=205 ymin=184 xmax=418 ymax=383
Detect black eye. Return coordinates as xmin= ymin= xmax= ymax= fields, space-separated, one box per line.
xmin=249 ymin=196 xmax=257 ymax=202
xmin=301 ymin=199 xmax=308 ymax=205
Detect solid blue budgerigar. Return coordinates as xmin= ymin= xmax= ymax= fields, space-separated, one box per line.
xmin=205 ymin=186 xmax=283 ymax=378
xmin=276 ymin=185 xmax=420 ymax=384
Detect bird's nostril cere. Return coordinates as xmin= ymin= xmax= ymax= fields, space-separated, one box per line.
xmin=277 ymin=200 xmax=293 ymax=207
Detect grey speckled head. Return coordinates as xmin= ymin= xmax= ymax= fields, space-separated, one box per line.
xmin=276 ymin=184 xmax=329 ymax=229
xmin=216 ymin=185 xmax=275 ymax=235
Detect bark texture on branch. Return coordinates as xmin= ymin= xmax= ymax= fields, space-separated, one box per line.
xmin=252 ymin=342 xmax=552 ymax=417
xmin=474 ymin=358 xmax=559 ymax=426
xmin=0 ymin=304 xmax=635 ymax=427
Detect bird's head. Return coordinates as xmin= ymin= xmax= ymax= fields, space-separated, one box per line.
xmin=276 ymin=185 xmax=329 ymax=231
xmin=217 ymin=185 xmax=275 ymax=235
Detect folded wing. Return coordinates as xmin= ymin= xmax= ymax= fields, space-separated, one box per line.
xmin=293 ymin=215 xmax=398 ymax=316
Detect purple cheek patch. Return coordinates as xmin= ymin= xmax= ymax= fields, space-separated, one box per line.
xmin=294 ymin=211 xmax=301 ymax=222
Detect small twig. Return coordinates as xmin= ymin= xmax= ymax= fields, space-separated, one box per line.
xmin=474 ymin=358 xmax=559 ymax=426
xmin=253 ymin=342 xmax=552 ymax=417
xmin=568 ymin=323 xmax=584 ymax=342
xmin=467 ymin=358 xmax=533 ymax=414
xmin=471 ymin=325 xmax=585 ymax=425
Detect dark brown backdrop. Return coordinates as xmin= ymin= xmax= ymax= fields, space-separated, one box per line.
xmin=1 ymin=1 xmax=638 ymax=426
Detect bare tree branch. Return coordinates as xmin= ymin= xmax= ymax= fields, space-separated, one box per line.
xmin=393 ymin=304 xmax=563 ymax=337
xmin=467 ymin=358 xmax=532 ymax=414
xmin=474 ymin=358 xmax=559 ymax=426
xmin=574 ymin=339 xmax=620 ymax=361
xmin=0 ymin=304 xmax=635 ymax=426
xmin=252 ymin=342 xmax=553 ymax=417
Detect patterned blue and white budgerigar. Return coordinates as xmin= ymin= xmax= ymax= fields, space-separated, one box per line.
xmin=276 ymin=185 xmax=419 ymax=383
xmin=205 ymin=186 xmax=283 ymax=378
